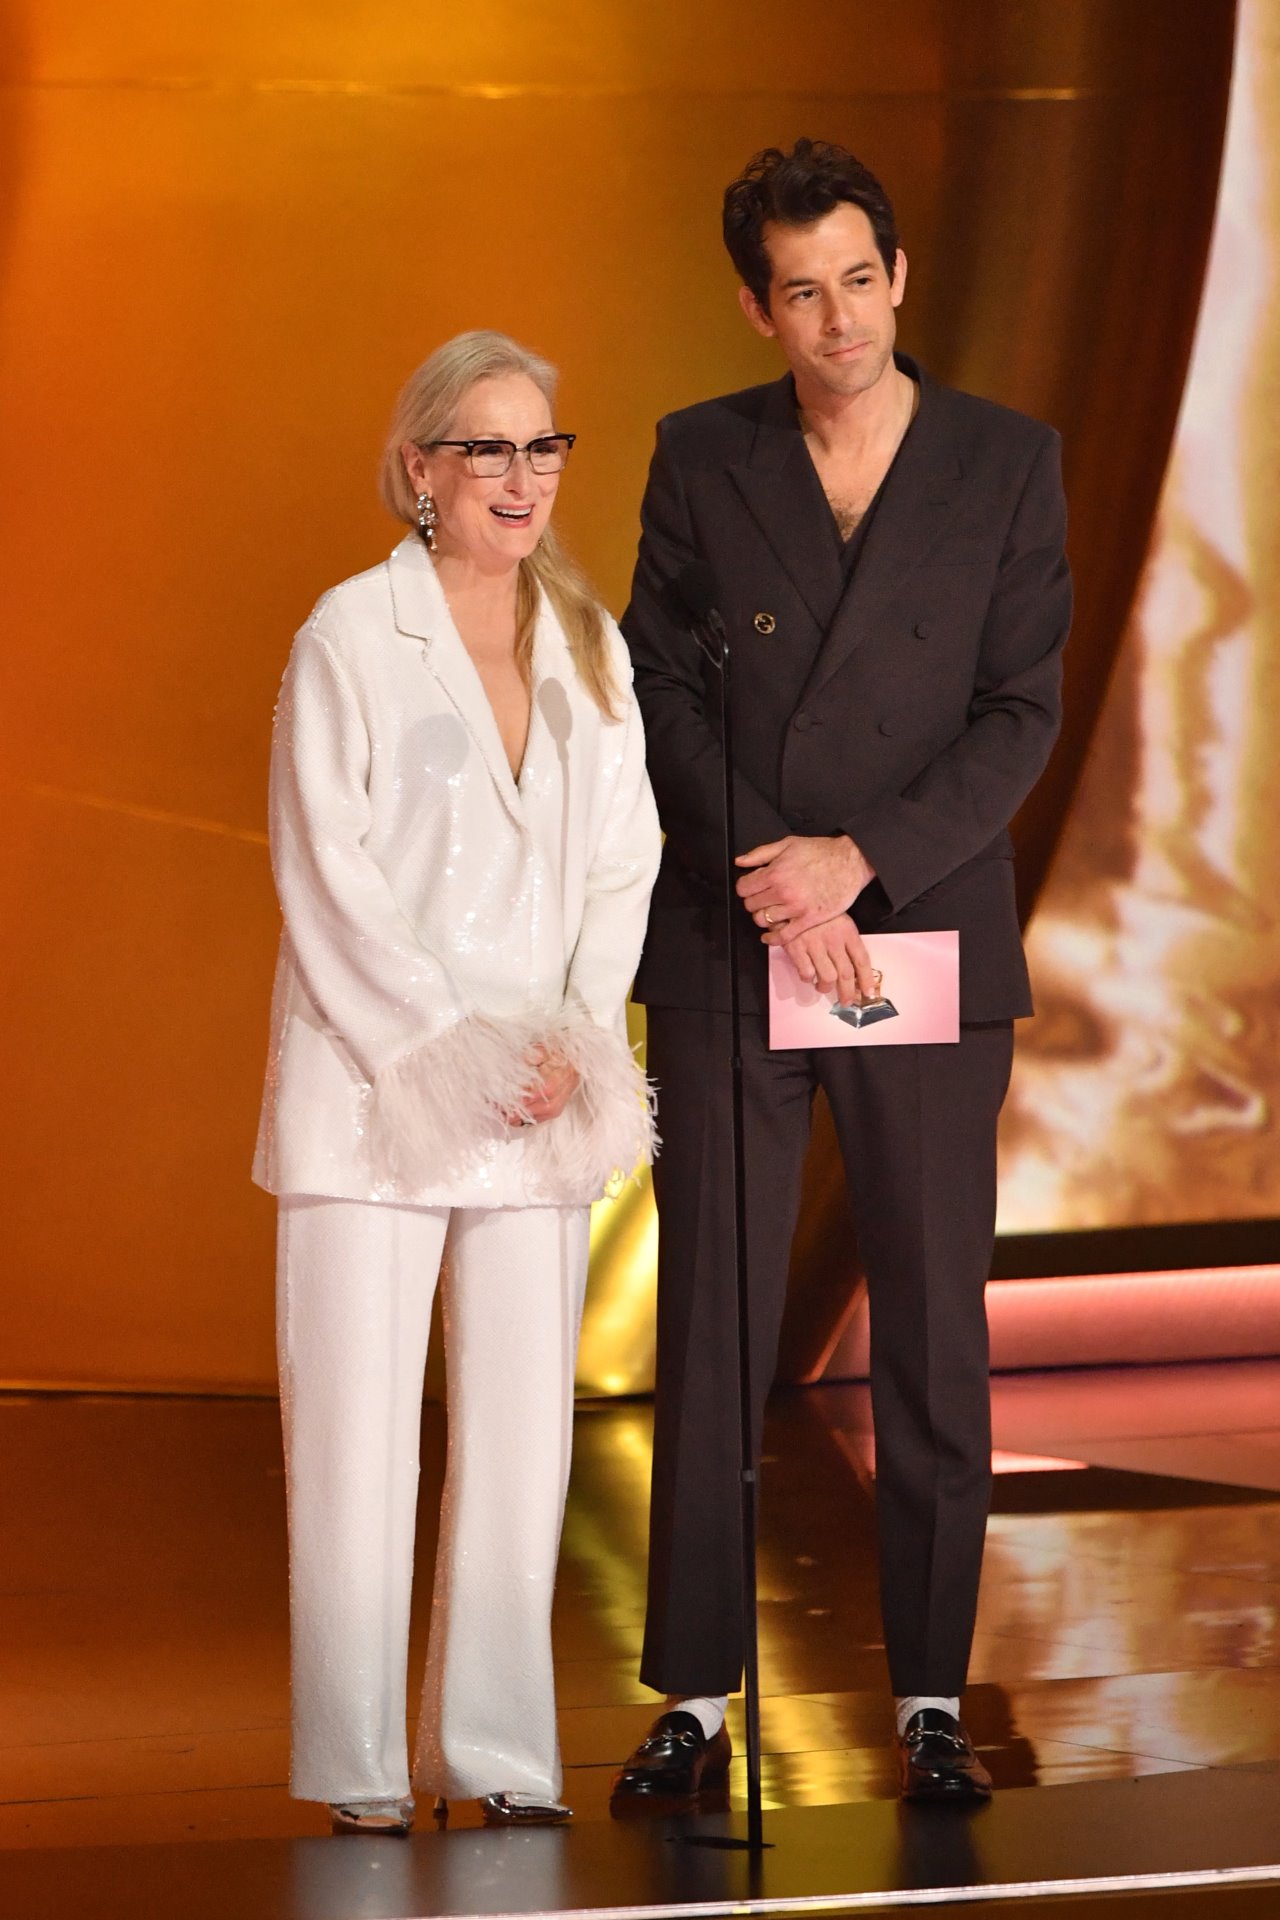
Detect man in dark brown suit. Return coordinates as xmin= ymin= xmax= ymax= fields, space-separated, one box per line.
xmin=612 ymin=140 xmax=1071 ymax=1806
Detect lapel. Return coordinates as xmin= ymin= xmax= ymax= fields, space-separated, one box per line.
xmin=387 ymin=534 xmax=528 ymax=833
xmin=521 ymin=593 xmax=576 ymax=788
xmin=798 ymin=358 xmax=966 ymax=704
xmin=727 ymin=377 xmax=845 ymax=630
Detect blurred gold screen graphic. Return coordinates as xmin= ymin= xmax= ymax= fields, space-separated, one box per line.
xmin=998 ymin=0 xmax=1280 ymax=1235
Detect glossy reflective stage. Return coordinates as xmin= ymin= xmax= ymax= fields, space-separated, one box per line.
xmin=556 ymin=1370 xmax=1280 ymax=1825
xmin=1 ymin=1781 xmax=1279 ymax=1920
xmin=1 ymin=1362 xmax=1279 ymax=1901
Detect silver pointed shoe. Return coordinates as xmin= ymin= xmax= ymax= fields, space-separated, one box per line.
xmin=329 ymin=1794 xmax=415 ymax=1834
xmin=480 ymin=1791 xmax=573 ymax=1825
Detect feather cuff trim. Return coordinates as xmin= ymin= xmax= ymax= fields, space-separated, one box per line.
xmin=367 ymin=1010 xmax=656 ymax=1203
xmin=523 ymin=1010 xmax=658 ymax=1203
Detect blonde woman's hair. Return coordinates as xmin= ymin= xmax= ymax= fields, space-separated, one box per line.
xmin=380 ymin=330 xmax=619 ymax=720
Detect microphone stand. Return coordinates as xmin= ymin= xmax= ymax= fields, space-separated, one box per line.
xmin=685 ymin=604 xmax=768 ymax=1857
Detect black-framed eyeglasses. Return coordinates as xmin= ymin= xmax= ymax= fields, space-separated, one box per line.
xmin=423 ymin=434 xmax=576 ymax=477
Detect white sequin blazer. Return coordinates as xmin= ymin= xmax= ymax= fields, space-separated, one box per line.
xmin=253 ymin=535 xmax=662 ymax=1208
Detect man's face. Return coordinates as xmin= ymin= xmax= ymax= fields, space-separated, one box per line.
xmin=740 ymin=203 xmax=907 ymax=400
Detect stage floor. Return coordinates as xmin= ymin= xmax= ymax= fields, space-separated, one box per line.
xmin=0 ymin=1359 xmax=1278 ymax=1913
xmin=2 ymin=1770 xmax=1280 ymax=1920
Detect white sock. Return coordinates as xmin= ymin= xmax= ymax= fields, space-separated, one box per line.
xmin=895 ymin=1694 xmax=959 ymax=1738
xmin=673 ymin=1695 xmax=727 ymax=1739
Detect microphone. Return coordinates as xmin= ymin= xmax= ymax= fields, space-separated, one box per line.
xmin=668 ymin=560 xmax=727 ymax=662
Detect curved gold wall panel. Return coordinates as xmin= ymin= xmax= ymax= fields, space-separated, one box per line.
xmin=0 ymin=2 xmax=1235 ymax=1390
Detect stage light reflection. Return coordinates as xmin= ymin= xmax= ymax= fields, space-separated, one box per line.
xmin=550 ymin=1389 xmax=1280 ymax=1811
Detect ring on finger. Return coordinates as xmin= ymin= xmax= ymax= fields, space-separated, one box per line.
xmin=761 ymin=908 xmax=775 ymax=927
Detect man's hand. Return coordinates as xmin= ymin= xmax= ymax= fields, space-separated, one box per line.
xmin=501 ymin=1046 xmax=581 ymax=1127
xmin=735 ymin=833 xmax=875 ymax=939
xmin=776 ymin=916 xmax=880 ymax=1004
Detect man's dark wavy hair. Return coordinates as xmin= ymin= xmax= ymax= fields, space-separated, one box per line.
xmin=723 ymin=139 xmax=899 ymax=309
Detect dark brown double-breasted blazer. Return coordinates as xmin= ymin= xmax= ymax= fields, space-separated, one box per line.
xmin=622 ymin=353 xmax=1072 ymax=1023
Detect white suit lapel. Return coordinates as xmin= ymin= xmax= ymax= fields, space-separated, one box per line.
xmin=387 ymin=534 xmax=528 ymax=832
xmin=522 ymin=595 xmax=578 ymax=788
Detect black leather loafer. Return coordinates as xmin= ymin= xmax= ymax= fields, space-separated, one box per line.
xmin=897 ymin=1709 xmax=993 ymax=1803
xmin=611 ymin=1710 xmax=732 ymax=1806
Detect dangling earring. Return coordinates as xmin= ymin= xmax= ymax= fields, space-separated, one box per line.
xmin=416 ymin=492 xmax=438 ymax=553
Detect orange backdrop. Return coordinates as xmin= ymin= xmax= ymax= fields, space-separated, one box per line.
xmin=0 ymin=2 xmax=1235 ymax=1390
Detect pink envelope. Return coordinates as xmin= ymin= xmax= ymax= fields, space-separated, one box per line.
xmin=768 ymin=930 xmax=960 ymax=1049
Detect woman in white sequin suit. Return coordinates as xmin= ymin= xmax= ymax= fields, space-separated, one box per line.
xmin=253 ymin=333 xmax=661 ymax=1831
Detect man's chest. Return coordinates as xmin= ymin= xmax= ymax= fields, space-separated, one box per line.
xmin=805 ymin=443 xmax=895 ymax=541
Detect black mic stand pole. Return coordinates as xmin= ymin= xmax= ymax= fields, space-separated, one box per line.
xmin=695 ymin=603 xmax=768 ymax=1855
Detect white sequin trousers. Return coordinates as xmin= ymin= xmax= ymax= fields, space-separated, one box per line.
xmin=276 ymin=1194 xmax=590 ymax=1805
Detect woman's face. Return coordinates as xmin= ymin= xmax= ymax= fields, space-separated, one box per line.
xmin=402 ymin=372 xmax=562 ymax=573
